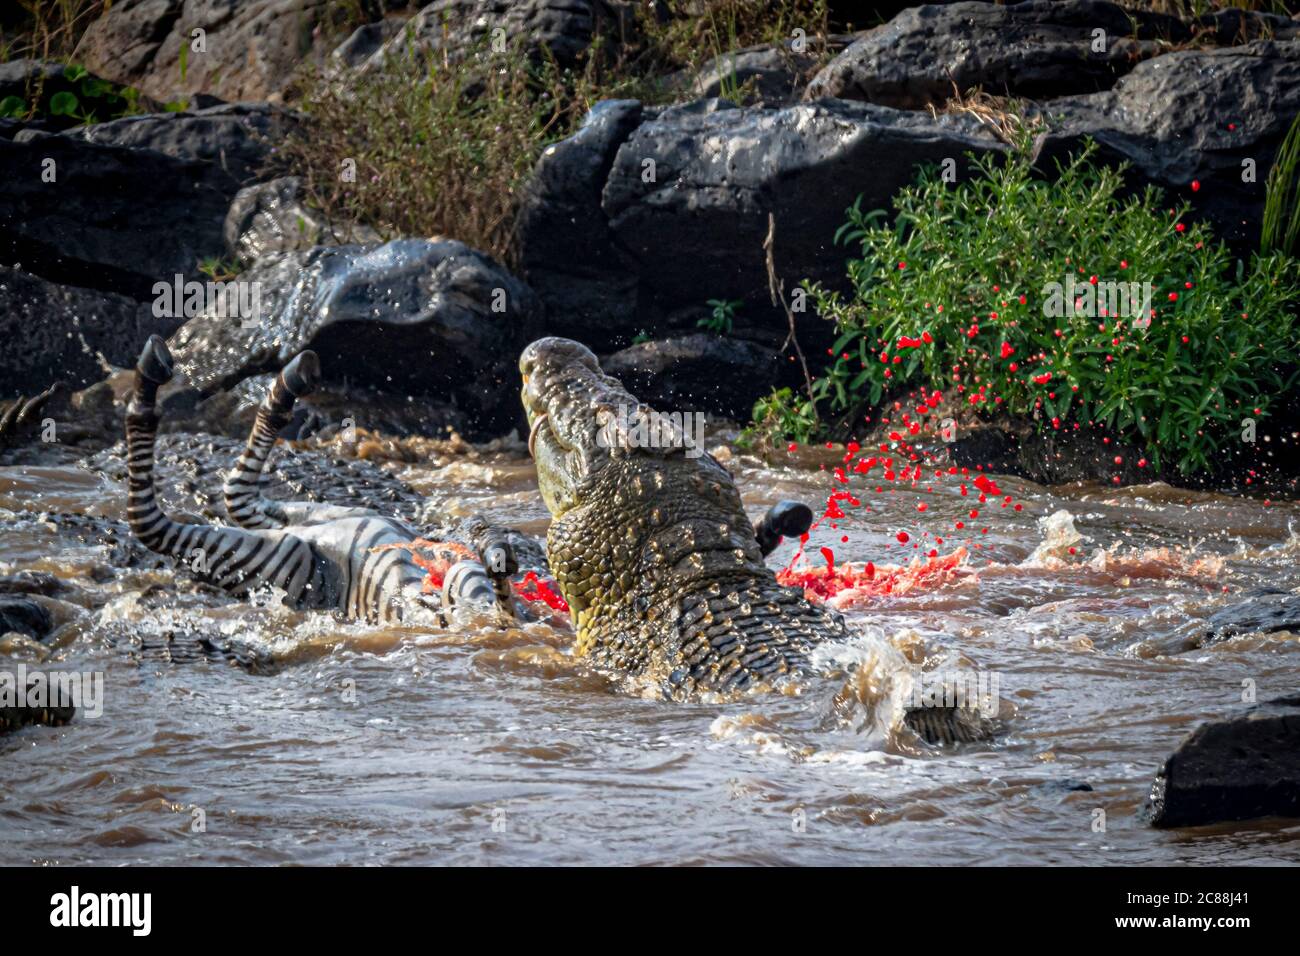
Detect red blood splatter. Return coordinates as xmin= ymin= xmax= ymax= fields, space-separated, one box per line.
xmin=513 ymin=572 xmax=569 ymax=612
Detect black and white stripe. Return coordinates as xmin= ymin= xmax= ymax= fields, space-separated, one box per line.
xmin=124 ymin=337 xmax=513 ymax=625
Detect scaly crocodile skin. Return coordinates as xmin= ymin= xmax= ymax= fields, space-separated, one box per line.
xmin=520 ymin=337 xmax=996 ymax=742
xmin=521 ymin=337 xmax=847 ymax=695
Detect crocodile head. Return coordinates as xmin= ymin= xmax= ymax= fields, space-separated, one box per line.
xmin=520 ymin=337 xmax=841 ymax=693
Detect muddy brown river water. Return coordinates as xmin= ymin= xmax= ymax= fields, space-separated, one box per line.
xmin=2 ymin=440 xmax=1299 ymax=865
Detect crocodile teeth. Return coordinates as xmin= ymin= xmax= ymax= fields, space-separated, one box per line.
xmin=528 ymin=412 xmax=549 ymax=459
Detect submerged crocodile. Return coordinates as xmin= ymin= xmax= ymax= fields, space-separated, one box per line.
xmin=521 ymin=337 xmax=993 ymax=743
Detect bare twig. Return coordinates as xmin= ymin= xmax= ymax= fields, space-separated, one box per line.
xmin=763 ymin=212 xmax=815 ymax=402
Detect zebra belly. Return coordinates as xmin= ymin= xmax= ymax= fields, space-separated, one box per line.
xmin=294 ymin=516 xmax=427 ymax=623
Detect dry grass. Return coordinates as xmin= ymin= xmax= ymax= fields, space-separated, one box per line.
xmin=927 ymin=85 xmax=1044 ymax=148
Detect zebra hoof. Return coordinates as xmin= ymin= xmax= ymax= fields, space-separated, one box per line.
xmin=766 ymin=500 xmax=813 ymax=539
xmin=281 ymin=350 xmax=321 ymax=397
xmin=137 ymin=335 xmax=174 ymax=384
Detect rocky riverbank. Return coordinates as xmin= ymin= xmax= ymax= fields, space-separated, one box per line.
xmin=3 ymin=1 xmax=1298 ymax=493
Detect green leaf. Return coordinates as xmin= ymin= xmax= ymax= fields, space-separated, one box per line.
xmin=48 ymin=92 xmax=80 ymax=116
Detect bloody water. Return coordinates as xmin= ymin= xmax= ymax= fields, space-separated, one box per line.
xmin=2 ymin=441 xmax=1298 ymax=865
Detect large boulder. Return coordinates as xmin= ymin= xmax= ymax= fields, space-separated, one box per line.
xmin=1038 ymin=40 xmax=1300 ymax=252
xmin=327 ymin=17 xmax=409 ymax=73
xmin=0 ymin=596 xmax=53 ymax=641
xmin=1148 ymin=696 xmax=1300 ymax=828
xmin=0 ymin=129 xmax=244 ymax=297
xmin=165 ymin=238 xmax=542 ymax=436
xmin=223 ymin=176 xmax=379 ymax=266
xmin=515 ymin=97 xmax=1003 ymax=350
xmin=61 ymin=102 xmax=290 ymax=187
xmin=602 ymin=334 xmax=786 ymax=419
xmin=805 ymin=0 xmax=1191 ymax=108
xmin=514 ymin=98 xmax=645 ymax=347
xmin=0 ymin=266 xmax=182 ymax=397
xmin=76 ymin=0 xmax=335 ymax=104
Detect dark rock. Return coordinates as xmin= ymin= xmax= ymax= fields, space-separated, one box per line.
xmin=1148 ymin=695 xmax=1300 ymax=828
xmin=360 ymin=0 xmax=630 ymax=73
xmin=804 ymin=0 xmax=1190 ymax=109
xmin=1200 ymin=590 xmax=1300 ymax=645
xmin=602 ymin=334 xmax=784 ymax=419
xmin=165 ymin=238 xmax=542 ymax=437
xmin=516 ymin=98 xmax=1002 ymax=350
xmin=0 ymin=267 xmax=182 ymax=397
xmin=224 ymin=176 xmax=379 ymax=266
xmin=602 ymin=99 xmax=1002 ymax=342
xmin=515 ymin=98 xmax=644 ymax=348
xmin=0 ymin=596 xmax=53 ymax=641
xmin=1037 ymin=40 xmax=1300 ymax=252
xmin=328 ymin=17 xmax=409 ymax=71
xmin=679 ymin=42 xmax=827 ymax=106
xmin=1031 ymin=778 xmax=1094 ymax=797
xmin=77 ymin=0 xmax=335 ymax=104
xmin=58 ymin=102 xmax=290 ymax=187
xmin=173 ymin=374 xmax=480 ymax=442
xmin=0 ymin=131 xmax=238 ymax=297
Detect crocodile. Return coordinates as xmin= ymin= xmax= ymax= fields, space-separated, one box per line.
xmin=520 ymin=336 xmax=994 ymax=743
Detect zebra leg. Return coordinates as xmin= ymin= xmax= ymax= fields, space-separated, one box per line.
xmin=223 ymin=350 xmax=321 ymax=530
xmin=126 ymin=336 xmax=324 ymax=604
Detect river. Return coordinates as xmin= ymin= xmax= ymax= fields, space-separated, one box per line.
xmin=2 ymin=438 xmax=1298 ymax=865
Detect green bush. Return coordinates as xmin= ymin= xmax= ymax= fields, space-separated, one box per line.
xmin=759 ymin=141 xmax=1300 ymax=476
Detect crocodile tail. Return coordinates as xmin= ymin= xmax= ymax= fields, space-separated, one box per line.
xmin=0 ymin=673 xmax=76 ymax=734
xmin=903 ymin=705 xmax=998 ymax=745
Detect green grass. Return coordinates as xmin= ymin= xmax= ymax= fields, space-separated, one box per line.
xmin=1262 ymin=110 xmax=1300 ymax=258
xmin=751 ymin=141 xmax=1300 ymax=477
